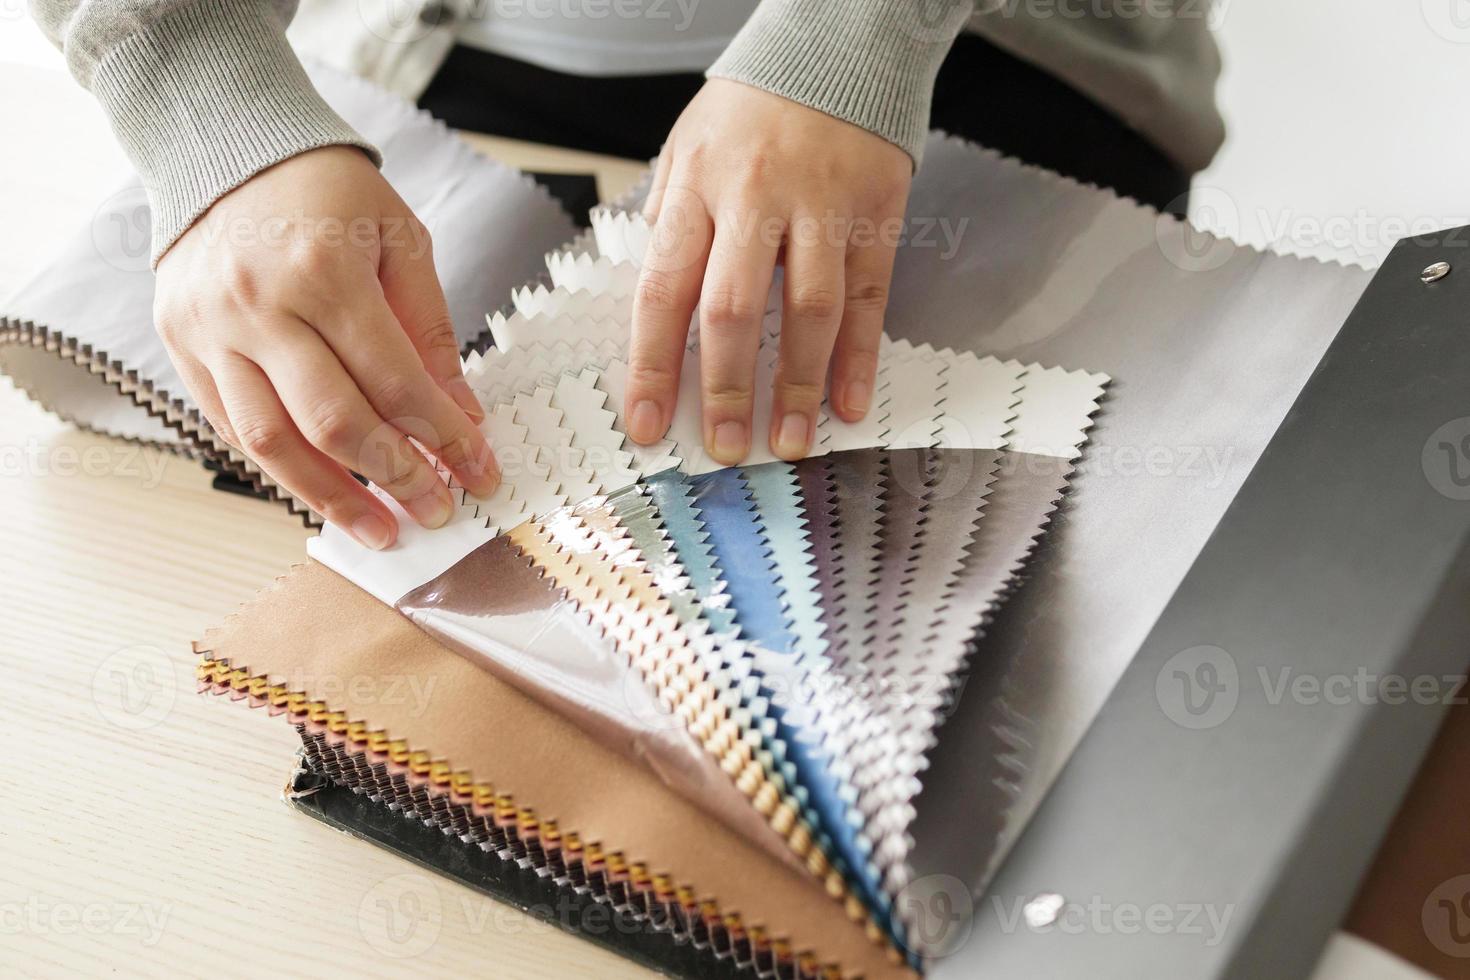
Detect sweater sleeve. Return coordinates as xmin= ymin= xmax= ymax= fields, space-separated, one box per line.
xmin=707 ymin=0 xmax=974 ymax=168
xmin=30 ymin=0 xmax=381 ymax=265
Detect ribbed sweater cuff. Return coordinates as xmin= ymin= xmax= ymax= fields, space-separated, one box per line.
xmin=88 ymin=0 xmax=381 ymax=266
xmin=708 ymin=0 xmax=972 ymax=168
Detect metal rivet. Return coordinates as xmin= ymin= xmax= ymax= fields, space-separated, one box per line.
xmin=1023 ymin=893 xmax=1066 ymax=928
xmin=1422 ymin=261 xmax=1451 ymax=284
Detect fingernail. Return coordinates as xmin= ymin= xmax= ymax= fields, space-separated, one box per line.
xmin=465 ymin=465 xmax=500 ymax=499
xmin=843 ymin=379 xmax=872 ymax=418
xmin=448 ymin=378 xmax=485 ymax=423
xmin=350 ymin=513 xmax=393 ymax=551
xmin=406 ymin=490 xmax=453 ymax=529
xmin=774 ymin=411 xmax=811 ymax=460
xmin=460 ymin=437 xmax=501 ymax=497
xmin=629 ymin=399 xmax=663 ymax=444
xmin=710 ymin=420 xmax=748 ymax=465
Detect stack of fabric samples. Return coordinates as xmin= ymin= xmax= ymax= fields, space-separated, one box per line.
xmin=1 ymin=56 xmax=1377 ymax=980
xmin=196 ymin=204 xmax=1106 ymax=977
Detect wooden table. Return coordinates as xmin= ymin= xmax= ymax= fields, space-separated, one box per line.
xmin=0 ymin=58 xmax=652 ymax=979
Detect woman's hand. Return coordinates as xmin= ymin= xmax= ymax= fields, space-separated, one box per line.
xmin=154 ymin=146 xmax=497 ymax=550
xmin=626 ymin=78 xmax=913 ymax=465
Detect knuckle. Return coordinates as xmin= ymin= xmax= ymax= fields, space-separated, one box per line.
xmin=301 ymin=398 xmax=359 ymax=455
xmin=775 ymin=377 xmax=826 ymax=407
xmin=635 ymin=270 xmax=683 ymax=313
xmin=376 ymin=458 xmax=427 ymax=496
xmin=417 ymin=314 xmax=458 ymax=354
xmin=702 ymin=379 xmax=753 ymax=411
xmin=626 ymin=359 xmax=679 ymax=394
xmin=700 ymin=286 xmax=761 ymax=336
xmin=679 ymin=142 xmax=709 ymax=174
xmin=221 ymin=257 xmax=264 ymax=308
xmin=154 ymin=295 xmax=209 ymax=348
xmin=284 ymin=242 xmax=340 ymax=282
xmin=206 ymin=413 xmax=239 ymax=448
xmin=433 ymin=432 xmax=473 ymax=471
xmin=838 ymin=344 xmax=881 ymax=377
xmin=845 ymin=279 xmax=890 ymax=314
xmin=367 ymin=373 xmax=419 ymax=420
xmin=153 ymin=306 xmax=182 ymax=344
xmin=741 ymin=149 xmax=775 ymax=183
xmin=388 ymin=216 xmax=433 ymax=262
xmin=234 ymin=415 xmax=288 ymax=463
xmin=308 ymin=482 xmax=356 ymax=524
xmin=787 ymin=286 xmax=842 ymax=325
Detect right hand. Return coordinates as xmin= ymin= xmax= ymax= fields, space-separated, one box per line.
xmin=154 ymin=146 xmax=498 ymax=550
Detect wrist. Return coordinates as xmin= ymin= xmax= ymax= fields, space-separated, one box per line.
xmin=707 ymin=0 xmax=973 ymax=168
xmin=88 ymin=0 xmax=380 ymax=266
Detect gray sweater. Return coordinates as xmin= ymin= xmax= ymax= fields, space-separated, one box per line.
xmin=31 ymin=0 xmax=1222 ymax=264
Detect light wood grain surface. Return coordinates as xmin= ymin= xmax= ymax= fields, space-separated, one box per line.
xmin=0 ymin=59 xmax=651 ymax=980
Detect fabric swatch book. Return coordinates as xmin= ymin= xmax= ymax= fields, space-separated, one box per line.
xmin=0 ymin=63 xmax=1372 ymax=979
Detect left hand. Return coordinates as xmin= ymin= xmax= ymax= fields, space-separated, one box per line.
xmin=624 ymin=78 xmax=913 ymax=465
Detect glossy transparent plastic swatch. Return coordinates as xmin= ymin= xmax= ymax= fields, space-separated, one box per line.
xmin=394 ymin=487 xmax=807 ymax=876
xmin=396 ymin=480 xmax=922 ymax=957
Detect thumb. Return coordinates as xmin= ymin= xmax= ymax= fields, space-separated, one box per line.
xmin=378 ymin=212 xmax=484 ymax=423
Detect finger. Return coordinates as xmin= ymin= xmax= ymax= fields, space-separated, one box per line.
xmin=242 ymin=323 xmax=461 ymax=530
xmin=212 ymin=353 xmax=399 ymax=549
xmin=283 ymin=264 xmax=500 ymax=498
xmin=626 ymin=185 xmax=711 ymax=445
xmin=170 ymin=347 xmax=233 ymax=446
xmin=699 ymin=213 xmax=781 ymax=465
xmin=773 ymin=217 xmax=846 ymax=459
xmin=830 ymin=227 xmax=899 ymax=422
xmin=377 ymin=213 xmax=485 ymax=424
xmin=642 ymin=142 xmax=675 ymax=222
